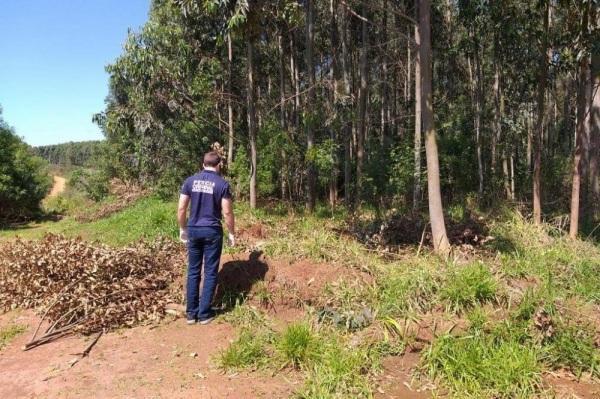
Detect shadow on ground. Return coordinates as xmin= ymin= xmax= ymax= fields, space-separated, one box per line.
xmin=215 ymin=250 xmax=268 ymax=309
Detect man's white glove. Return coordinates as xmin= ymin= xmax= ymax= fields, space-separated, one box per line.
xmin=227 ymin=233 xmax=235 ymax=247
xmin=179 ymin=228 xmax=188 ymax=243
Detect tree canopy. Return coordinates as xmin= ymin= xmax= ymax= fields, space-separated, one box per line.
xmin=0 ymin=108 xmax=52 ymax=223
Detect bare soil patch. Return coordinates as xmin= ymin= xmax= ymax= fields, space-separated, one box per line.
xmin=0 ymin=249 xmax=361 ymax=398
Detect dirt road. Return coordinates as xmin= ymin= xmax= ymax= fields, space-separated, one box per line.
xmin=48 ymin=176 xmax=66 ymax=197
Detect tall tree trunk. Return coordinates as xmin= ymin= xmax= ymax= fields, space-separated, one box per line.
xmin=419 ymin=0 xmax=450 ymax=254
xmin=405 ymin=26 xmax=411 ymax=103
xmin=570 ymin=56 xmax=590 ymax=238
xmin=569 ymin=1 xmax=590 ymax=238
xmin=278 ymin=32 xmax=288 ymax=201
xmin=247 ymin=39 xmax=258 ymax=209
xmin=475 ymin=52 xmax=484 ymax=196
xmin=329 ymin=0 xmax=340 ymax=208
xmin=380 ymin=0 xmax=389 ymax=146
xmin=590 ymin=51 xmax=600 ymax=219
xmin=227 ymin=33 xmax=235 ymax=165
xmin=413 ymin=22 xmax=422 ymax=213
xmin=533 ymin=1 xmax=549 ymax=225
xmin=468 ymin=47 xmax=484 ymax=196
xmin=527 ymin=105 xmax=532 ymax=170
xmin=289 ymin=32 xmax=301 ymax=135
xmin=492 ymin=68 xmax=500 ymax=175
xmin=305 ymin=0 xmax=316 ymax=212
xmin=355 ymin=5 xmax=368 ymax=208
xmin=341 ymin=8 xmax=352 ymax=204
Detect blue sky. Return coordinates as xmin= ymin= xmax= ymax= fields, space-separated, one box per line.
xmin=0 ymin=0 xmax=150 ymax=146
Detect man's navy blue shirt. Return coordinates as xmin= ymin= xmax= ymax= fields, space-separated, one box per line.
xmin=181 ymin=170 xmax=232 ymax=228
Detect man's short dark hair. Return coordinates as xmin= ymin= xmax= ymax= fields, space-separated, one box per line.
xmin=203 ymin=151 xmax=221 ymax=167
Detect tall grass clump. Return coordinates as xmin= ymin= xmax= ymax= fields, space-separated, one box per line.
xmin=425 ymin=333 xmax=541 ymax=398
xmin=542 ymin=323 xmax=600 ymax=377
xmin=276 ymin=322 xmax=320 ymax=368
xmin=376 ymin=261 xmax=441 ymax=318
xmin=297 ymin=335 xmax=375 ymax=399
xmin=440 ymin=262 xmax=497 ymax=312
xmin=218 ymin=329 xmax=271 ymax=371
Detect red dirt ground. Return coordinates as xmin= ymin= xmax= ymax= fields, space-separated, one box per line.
xmin=2 ymin=250 xmax=598 ymax=398
xmin=0 ymin=252 xmax=366 ymax=399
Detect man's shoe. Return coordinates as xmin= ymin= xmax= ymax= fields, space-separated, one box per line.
xmin=186 ymin=318 xmax=197 ymax=325
xmin=199 ymin=316 xmax=215 ymax=325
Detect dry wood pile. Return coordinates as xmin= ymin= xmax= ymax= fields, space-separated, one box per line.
xmin=0 ymin=234 xmax=184 ymax=344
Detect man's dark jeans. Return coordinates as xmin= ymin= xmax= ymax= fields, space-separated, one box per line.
xmin=186 ymin=226 xmax=223 ymax=321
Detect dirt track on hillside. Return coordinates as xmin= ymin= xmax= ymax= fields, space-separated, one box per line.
xmin=48 ymin=176 xmax=66 ymax=197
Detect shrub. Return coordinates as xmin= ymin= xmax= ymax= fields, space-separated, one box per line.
xmin=68 ymin=168 xmax=109 ymax=201
xmin=0 ymin=115 xmax=52 ymax=222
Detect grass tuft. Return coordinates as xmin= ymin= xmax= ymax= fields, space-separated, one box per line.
xmin=0 ymin=324 xmax=26 ymax=350
xmin=218 ymin=329 xmax=271 ymax=371
xmin=440 ymin=263 xmax=497 ymax=312
xmin=276 ymin=322 xmax=319 ymax=368
xmin=542 ymin=323 xmax=600 ymax=377
xmin=425 ymin=333 xmax=541 ymax=398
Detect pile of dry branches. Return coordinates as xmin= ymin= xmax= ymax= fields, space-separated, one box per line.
xmin=0 ymin=234 xmax=184 ymax=346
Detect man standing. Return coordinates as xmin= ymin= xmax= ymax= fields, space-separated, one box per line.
xmin=178 ymin=151 xmax=235 ymax=325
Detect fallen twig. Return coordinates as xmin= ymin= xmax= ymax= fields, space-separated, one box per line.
xmin=69 ymin=330 xmax=103 ymax=368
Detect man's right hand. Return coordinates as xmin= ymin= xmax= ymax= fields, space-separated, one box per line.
xmin=179 ymin=228 xmax=188 ymax=243
xmin=227 ymin=233 xmax=235 ymax=247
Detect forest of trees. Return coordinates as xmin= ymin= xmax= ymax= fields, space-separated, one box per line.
xmin=95 ymin=0 xmax=600 ymax=251
xmin=35 ymin=141 xmax=104 ymax=167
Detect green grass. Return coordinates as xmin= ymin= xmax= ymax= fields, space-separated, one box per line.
xmin=425 ymin=333 xmax=542 ymax=398
xmin=1 ymin=196 xmax=178 ymax=246
xmin=218 ymin=329 xmax=271 ymax=370
xmin=2 ymin=194 xmax=600 ymax=397
xmin=297 ymin=334 xmax=375 ymax=399
xmin=0 ymin=324 xmax=26 ymax=350
xmin=440 ymin=262 xmax=498 ymax=312
xmin=276 ymin=322 xmax=319 ymax=368
xmin=542 ymin=322 xmax=600 ymax=377
xmin=376 ymin=262 xmax=441 ymax=318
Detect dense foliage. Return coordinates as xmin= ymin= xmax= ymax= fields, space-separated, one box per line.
xmin=96 ymin=0 xmax=599 ymax=234
xmin=0 ymin=109 xmax=52 ymax=222
xmin=35 ymin=140 xmax=104 ymax=167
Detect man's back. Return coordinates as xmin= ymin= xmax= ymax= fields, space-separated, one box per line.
xmin=181 ymin=169 xmax=231 ymax=228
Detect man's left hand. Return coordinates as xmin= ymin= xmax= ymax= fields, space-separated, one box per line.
xmin=179 ymin=228 xmax=188 ymax=243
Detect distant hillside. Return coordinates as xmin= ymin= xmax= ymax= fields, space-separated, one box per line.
xmin=35 ymin=140 xmax=104 ymax=167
